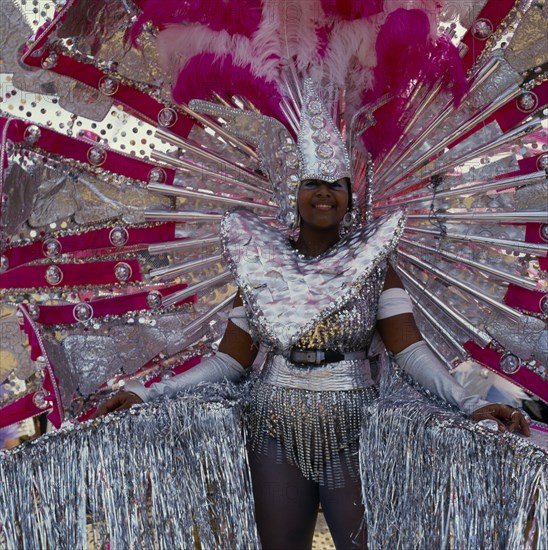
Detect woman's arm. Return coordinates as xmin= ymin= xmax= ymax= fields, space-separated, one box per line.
xmin=376 ymin=266 xmax=530 ymax=435
xmin=95 ymin=293 xmax=258 ymax=415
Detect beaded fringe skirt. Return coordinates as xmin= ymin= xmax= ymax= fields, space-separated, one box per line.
xmin=247 ymin=379 xmax=379 ymax=488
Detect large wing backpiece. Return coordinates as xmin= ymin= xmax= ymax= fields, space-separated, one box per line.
xmin=0 ymin=0 xmax=546 ymax=430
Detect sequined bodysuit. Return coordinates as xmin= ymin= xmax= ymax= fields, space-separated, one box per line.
xmin=221 ymin=208 xmax=405 ymax=485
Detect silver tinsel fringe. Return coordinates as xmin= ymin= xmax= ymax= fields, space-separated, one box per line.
xmin=360 ymin=377 xmax=547 ymax=550
xmin=0 ymin=388 xmax=259 ymax=550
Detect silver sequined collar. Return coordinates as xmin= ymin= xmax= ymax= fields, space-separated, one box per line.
xmin=221 ymin=208 xmax=406 ymax=350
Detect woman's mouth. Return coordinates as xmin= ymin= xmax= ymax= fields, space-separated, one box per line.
xmin=313 ymin=204 xmax=334 ymax=210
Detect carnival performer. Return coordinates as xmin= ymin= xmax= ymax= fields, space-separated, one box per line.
xmin=96 ymin=81 xmax=531 ymax=550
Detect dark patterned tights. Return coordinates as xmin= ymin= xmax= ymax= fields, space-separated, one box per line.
xmin=248 ymin=438 xmax=367 ymax=550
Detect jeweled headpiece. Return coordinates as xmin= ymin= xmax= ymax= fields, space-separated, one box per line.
xmin=297 ymin=79 xmax=351 ymax=183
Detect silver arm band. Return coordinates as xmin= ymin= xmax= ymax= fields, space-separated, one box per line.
xmin=228 ymin=306 xmax=251 ymax=334
xmin=377 ymin=288 xmax=413 ymax=320
xmin=394 ymin=341 xmax=490 ymax=415
xmin=124 ymin=351 xmax=246 ymax=402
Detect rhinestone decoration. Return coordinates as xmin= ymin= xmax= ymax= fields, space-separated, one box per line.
xmin=317 ymin=143 xmax=334 ymax=159
xmin=109 ymin=227 xmax=129 ymax=247
xmin=148 ymin=167 xmax=167 ymax=183
xmin=540 ymin=295 xmax=548 ymax=316
xmin=45 ymin=265 xmax=63 ymax=286
xmin=499 ymin=352 xmax=521 ymax=374
xmin=98 ymin=76 xmax=120 ymax=96
xmin=73 ymin=302 xmax=94 ymax=322
xmin=285 ymin=152 xmax=299 ymax=169
xmin=24 ymin=124 xmax=42 ymax=145
xmin=43 ymin=238 xmax=62 ymax=258
xmin=307 ymin=100 xmax=322 ymax=115
xmin=0 ymin=255 xmax=8 ymax=273
xmin=146 ymin=291 xmax=163 ymax=309
xmin=87 ymin=145 xmax=107 ymax=166
xmin=516 ymin=92 xmax=538 ymax=113
xmin=312 ymin=129 xmax=330 ymax=144
xmin=537 ymin=154 xmax=548 ymax=171
xmin=54 ymin=0 xmax=67 ymax=6
xmin=472 ymin=19 xmax=493 ymax=40
xmin=114 ymin=262 xmax=132 ymax=282
xmin=310 ymin=116 xmax=326 ymax=130
xmin=32 ymin=391 xmax=49 ymax=409
xmin=540 ymin=225 xmax=548 ymax=242
xmin=158 ymin=108 xmax=177 ymax=128
xmin=41 ymin=51 xmax=59 ymax=69
xmin=28 ymin=304 xmax=40 ymax=320
xmin=320 ymin=161 xmax=337 ymax=177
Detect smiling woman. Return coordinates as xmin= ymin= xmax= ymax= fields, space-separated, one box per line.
xmin=294 ymin=178 xmax=350 ymax=256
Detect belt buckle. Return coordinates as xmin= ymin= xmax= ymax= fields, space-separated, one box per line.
xmin=306 ymin=350 xmax=324 ymax=364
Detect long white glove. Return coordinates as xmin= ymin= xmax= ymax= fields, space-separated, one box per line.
xmin=124 ymin=351 xmax=246 ymax=402
xmin=394 ymin=341 xmax=490 ymax=415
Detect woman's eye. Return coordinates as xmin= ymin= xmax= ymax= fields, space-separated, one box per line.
xmin=302 ymin=181 xmax=318 ymax=188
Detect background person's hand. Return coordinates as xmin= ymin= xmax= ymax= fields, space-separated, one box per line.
xmin=471 ymin=403 xmax=531 ymax=436
xmin=93 ymin=391 xmax=143 ymax=418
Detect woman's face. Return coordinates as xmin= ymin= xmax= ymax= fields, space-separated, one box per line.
xmin=297 ymin=178 xmax=350 ymax=231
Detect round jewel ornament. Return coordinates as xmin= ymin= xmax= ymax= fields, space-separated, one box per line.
xmin=109 ymin=227 xmax=129 ymax=247
xmin=158 ymin=108 xmax=178 ymax=128
xmin=87 ymin=145 xmax=107 ymax=166
xmin=43 ymin=238 xmax=62 ymax=258
xmin=45 ymin=265 xmax=63 ymax=286
xmin=24 ymin=124 xmax=42 ymax=145
xmin=114 ymin=262 xmax=132 ymax=282
xmin=146 ymin=291 xmax=163 ymax=309
xmin=499 ymin=352 xmax=521 ymax=374
xmin=99 ymin=76 xmax=119 ymax=96
xmin=73 ymin=302 xmax=94 ymax=323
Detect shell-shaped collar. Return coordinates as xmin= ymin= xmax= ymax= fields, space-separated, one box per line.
xmin=221 ymin=208 xmax=406 ymax=349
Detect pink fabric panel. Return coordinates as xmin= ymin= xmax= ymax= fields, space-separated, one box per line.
xmin=0 ymin=259 xmax=142 ymax=288
xmin=504 ymin=283 xmax=547 ymax=314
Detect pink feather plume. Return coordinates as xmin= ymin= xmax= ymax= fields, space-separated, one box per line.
xmin=321 ymin=0 xmax=383 ymax=20
xmin=172 ymin=53 xmax=286 ymax=122
xmin=361 ymin=8 xmax=468 ymax=157
xmin=131 ymin=0 xmax=263 ymax=45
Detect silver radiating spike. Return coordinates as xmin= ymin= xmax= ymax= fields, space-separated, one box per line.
xmin=162 ymin=271 xmax=232 ymax=308
xmin=396 ymin=265 xmax=492 ymax=346
xmin=155 ymin=129 xmax=267 ymax=187
xmin=149 ymin=236 xmax=219 ymax=255
xmin=406 ymin=211 xmax=547 ymax=223
xmin=411 ymin=296 xmax=467 ymax=358
xmin=151 ymin=151 xmax=272 ymax=196
xmin=377 ymin=57 xmax=502 ymax=184
xmin=147 ymin=182 xmax=276 ymax=211
xmin=382 ymin=84 xmax=521 ymax=189
xmin=399 ymin=249 xmax=523 ymax=320
xmin=375 ymin=81 xmax=445 ymax=180
xmin=144 ymin=210 xmax=223 ymax=222
xmin=404 ymin=226 xmax=548 ymax=256
xmin=422 ymin=334 xmax=457 ymax=370
xmin=180 ymin=104 xmax=259 ymax=161
xmin=426 ymin=118 xmax=543 ymax=182
xmin=379 ymin=117 xmax=542 ymax=201
xmin=279 ymin=100 xmax=300 ymax=135
xmin=149 ymin=255 xmax=223 ymax=282
xmin=183 ymin=293 xmax=236 ymax=338
xmin=401 ymin=238 xmax=538 ymax=291
xmin=211 ymin=91 xmax=234 ymax=108
xmin=377 ymin=171 xmax=545 ymax=209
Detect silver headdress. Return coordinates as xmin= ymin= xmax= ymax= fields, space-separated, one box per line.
xmin=297 ymin=79 xmax=351 ymax=183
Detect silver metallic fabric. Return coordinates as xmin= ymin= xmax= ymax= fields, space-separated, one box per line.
xmin=0 ymin=390 xmax=259 ymax=550
xmin=221 ymin=207 xmax=405 ymax=487
xmin=221 ymin=208 xmax=406 ymax=350
xmin=361 ymin=371 xmax=547 ymax=550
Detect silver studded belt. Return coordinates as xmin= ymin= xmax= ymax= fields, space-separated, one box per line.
xmin=289 ymin=349 xmax=367 ymax=365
